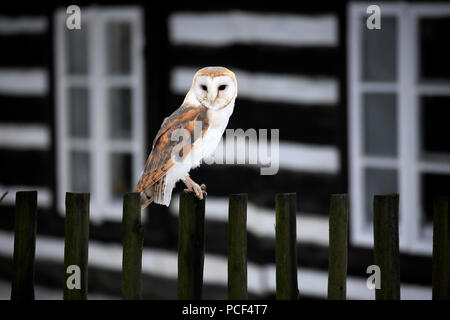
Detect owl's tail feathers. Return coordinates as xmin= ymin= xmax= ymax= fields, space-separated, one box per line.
xmin=138 ymin=175 xmax=169 ymax=209
xmin=140 ymin=191 xmax=153 ymax=209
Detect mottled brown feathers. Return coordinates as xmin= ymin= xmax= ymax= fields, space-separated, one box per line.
xmin=136 ymin=105 xmax=209 ymax=193
xmin=195 ymin=66 xmax=235 ymax=79
xmin=194 ymin=66 xmax=237 ymax=86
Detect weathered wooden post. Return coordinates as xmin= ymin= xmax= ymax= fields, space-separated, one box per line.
xmin=63 ymin=192 xmax=90 ymax=300
xmin=275 ymin=193 xmax=299 ymax=300
xmin=178 ymin=191 xmax=205 ymax=300
xmin=228 ymin=194 xmax=248 ymax=300
xmin=122 ymin=192 xmax=145 ymax=300
xmin=11 ymin=191 xmax=37 ymax=300
xmin=373 ymin=194 xmax=400 ymax=300
xmin=327 ymin=194 xmax=349 ymax=300
xmin=432 ymin=196 xmax=450 ymax=300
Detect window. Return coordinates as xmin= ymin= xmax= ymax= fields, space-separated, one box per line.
xmin=348 ymin=3 xmax=450 ymax=255
xmin=55 ymin=7 xmax=145 ymax=222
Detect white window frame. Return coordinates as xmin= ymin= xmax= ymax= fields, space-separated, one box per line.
xmin=348 ymin=2 xmax=450 ymax=255
xmin=55 ymin=7 xmax=145 ymax=222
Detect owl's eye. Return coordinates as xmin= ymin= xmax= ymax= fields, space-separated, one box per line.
xmin=201 ymin=85 xmax=207 ymax=91
xmin=218 ymin=85 xmax=227 ymax=91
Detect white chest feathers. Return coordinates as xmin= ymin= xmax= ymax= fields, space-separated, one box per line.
xmin=189 ymin=100 xmax=235 ymax=168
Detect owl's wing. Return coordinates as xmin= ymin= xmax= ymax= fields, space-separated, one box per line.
xmin=136 ymin=105 xmax=209 ymax=192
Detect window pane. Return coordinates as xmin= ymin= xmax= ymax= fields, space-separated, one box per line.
xmin=362 ymin=16 xmax=397 ymax=81
xmin=70 ymin=151 xmax=90 ymax=192
xmin=65 ymin=20 xmax=88 ymax=74
xmin=420 ymin=96 xmax=450 ymax=158
xmin=110 ymin=153 xmax=132 ymax=200
xmin=68 ymin=87 xmax=89 ymax=138
xmin=363 ymin=93 xmax=397 ymax=156
xmin=419 ymin=17 xmax=450 ymax=81
xmin=421 ymin=173 xmax=450 ymax=236
xmin=106 ymin=22 xmax=131 ymax=75
xmin=365 ymin=168 xmax=398 ymax=223
xmin=109 ymin=88 xmax=132 ymax=139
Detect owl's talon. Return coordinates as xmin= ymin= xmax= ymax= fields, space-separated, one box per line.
xmin=183 ymin=176 xmax=206 ymax=200
xmin=184 ymin=186 xmax=204 ymax=200
xmin=194 ymin=184 xmax=204 ymax=200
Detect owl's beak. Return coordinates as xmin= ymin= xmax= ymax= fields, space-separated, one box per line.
xmin=207 ymin=89 xmax=217 ymax=105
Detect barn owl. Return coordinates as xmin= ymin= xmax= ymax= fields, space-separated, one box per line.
xmin=136 ymin=67 xmax=237 ymax=208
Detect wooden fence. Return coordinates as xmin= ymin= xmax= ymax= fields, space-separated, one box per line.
xmin=6 ymin=191 xmax=450 ymax=300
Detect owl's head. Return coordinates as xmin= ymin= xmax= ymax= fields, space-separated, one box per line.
xmin=192 ymin=66 xmax=237 ymax=110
